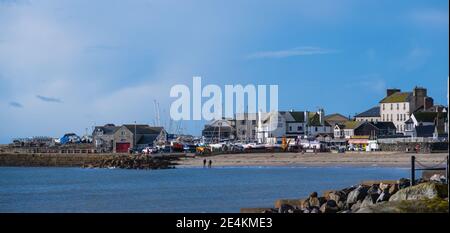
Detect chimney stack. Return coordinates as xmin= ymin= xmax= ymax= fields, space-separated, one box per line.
xmin=387 ymin=88 xmax=401 ymax=97
xmin=414 ymin=87 xmax=428 ymax=110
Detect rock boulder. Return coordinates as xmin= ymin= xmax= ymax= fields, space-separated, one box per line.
xmin=389 ymin=182 xmax=448 ymax=202
xmin=347 ymin=185 xmax=369 ymax=205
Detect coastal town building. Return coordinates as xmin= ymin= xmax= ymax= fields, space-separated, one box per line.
xmin=113 ymin=124 xmax=167 ymax=153
xmin=234 ymin=113 xmax=260 ymax=142
xmin=305 ymin=109 xmax=333 ymax=137
xmin=334 ymin=121 xmax=362 ymax=139
xmin=404 ymin=111 xmax=448 ymax=140
xmin=92 ymin=124 xmax=120 ymax=152
xmin=334 ymin=121 xmax=396 ymax=139
xmin=201 ymin=118 xmax=235 ymax=143
xmin=372 ymin=122 xmax=397 ymax=137
xmin=257 ymin=109 xmax=332 ymax=143
xmin=355 ymin=106 xmax=381 ymax=123
xmin=379 ymin=87 xmax=433 ymax=134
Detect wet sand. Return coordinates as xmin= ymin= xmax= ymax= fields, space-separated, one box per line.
xmin=177 ymin=152 xmax=449 ymax=168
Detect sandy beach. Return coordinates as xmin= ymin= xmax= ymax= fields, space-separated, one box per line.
xmin=177 ymin=152 xmax=449 ymax=168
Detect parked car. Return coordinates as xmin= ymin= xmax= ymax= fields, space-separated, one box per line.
xmin=183 ymin=144 xmax=197 ymax=153
xmin=142 ymin=147 xmax=158 ymax=154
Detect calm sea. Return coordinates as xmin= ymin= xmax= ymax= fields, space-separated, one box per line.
xmin=0 ymin=166 xmax=414 ymax=213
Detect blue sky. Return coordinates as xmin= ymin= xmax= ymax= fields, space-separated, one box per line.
xmin=0 ymin=0 xmax=448 ymax=143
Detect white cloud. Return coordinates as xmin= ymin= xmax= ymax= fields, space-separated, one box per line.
xmin=409 ymin=8 xmax=449 ymax=28
xmin=247 ymin=47 xmax=338 ymax=59
xmin=345 ymin=74 xmax=387 ymax=94
xmin=401 ymin=47 xmax=432 ymax=72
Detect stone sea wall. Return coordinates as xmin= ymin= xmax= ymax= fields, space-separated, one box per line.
xmin=0 ymin=153 xmax=179 ymax=169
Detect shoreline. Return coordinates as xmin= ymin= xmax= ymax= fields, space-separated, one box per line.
xmin=0 ymin=151 xmax=447 ymax=169
xmin=176 ymin=152 xmax=448 ymax=168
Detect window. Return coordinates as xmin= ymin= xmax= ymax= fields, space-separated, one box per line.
xmin=241 ymin=120 xmax=246 ymax=125
xmin=397 ymin=104 xmax=399 ymax=110
xmin=397 ymin=114 xmax=399 ymax=121
xmin=315 ymin=127 xmax=318 ymax=132
xmin=403 ymin=103 xmax=406 ymax=110
xmin=391 ymin=104 xmax=393 ymax=110
xmin=298 ymin=126 xmax=302 ymax=131
xmin=289 ymin=126 xmax=292 ymax=131
xmin=252 ymin=120 xmax=256 ymax=125
xmin=383 ymin=104 xmax=385 ymax=110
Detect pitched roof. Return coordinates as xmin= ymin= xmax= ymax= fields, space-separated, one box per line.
xmin=373 ymin=122 xmax=396 ymax=130
xmin=405 ymin=118 xmax=414 ymax=124
xmin=123 ymin=125 xmax=164 ymax=135
xmin=355 ymin=106 xmax=380 ymax=118
xmin=324 ymin=113 xmax=349 ymax=123
xmin=413 ymin=112 xmax=437 ymax=123
xmin=308 ymin=113 xmax=322 ymax=126
xmin=93 ymin=125 xmax=119 ymax=135
xmin=288 ymin=111 xmax=306 ymax=122
xmin=343 ymin=121 xmax=363 ymax=129
xmin=335 ymin=121 xmax=363 ymax=130
xmin=202 ymin=125 xmax=232 ymax=133
xmin=415 ymin=125 xmax=435 ymax=138
xmin=136 ymin=134 xmax=158 ymax=145
xmin=380 ymin=92 xmax=412 ymax=103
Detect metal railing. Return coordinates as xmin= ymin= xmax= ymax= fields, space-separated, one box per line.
xmin=410 ymin=155 xmax=449 ymax=186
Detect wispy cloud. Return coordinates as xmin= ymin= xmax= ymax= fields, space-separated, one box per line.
xmin=84 ymin=45 xmax=121 ymax=53
xmin=36 ymin=95 xmax=63 ymax=103
xmin=401 ymin=47 xmax=431 ymax=72
xmin=9 ymin=101 xmax=23 ymax=108
xmin=247 ymin=47 xmax=338 ymax=59
xmin=409 ymin=8 xmax=449 ymax=28
xmin=344 ymin=74 xmax=386 ymax=94
xmin=0 ymin=0 xmax=29 ymax=6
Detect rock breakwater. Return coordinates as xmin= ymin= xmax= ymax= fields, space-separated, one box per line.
xmin=245 ymin=178 xmax=448 ymax=213
xmin=82 ymin=154 xmax=178 ymax=169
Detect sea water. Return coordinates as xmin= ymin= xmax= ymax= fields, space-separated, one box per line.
xmin=0 ymin=166 xmax=414 ymax=213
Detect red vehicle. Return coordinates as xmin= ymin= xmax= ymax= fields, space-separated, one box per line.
xmin=171 ymin=142 xmax=184 ymax=152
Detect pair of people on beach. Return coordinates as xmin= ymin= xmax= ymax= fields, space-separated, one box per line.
xmin=203 ymin=159 xmax=212 ymax=168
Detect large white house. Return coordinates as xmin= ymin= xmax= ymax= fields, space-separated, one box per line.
xmin=379 ymin=87 xmax=433 ymax=134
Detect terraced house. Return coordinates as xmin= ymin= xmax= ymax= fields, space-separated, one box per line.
xmin=256 ymin=109 xmax=332 ymax=143
xmin=379 ymin=87 xmax=433 ymax=134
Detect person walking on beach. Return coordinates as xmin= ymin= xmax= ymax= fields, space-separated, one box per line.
xmin=203 ymin=159 xmax=207 ymax=168
xmin=208 ymin=160 xmax=212 ymax=168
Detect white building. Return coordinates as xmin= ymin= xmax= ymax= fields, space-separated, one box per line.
xmin=257 ymin=109 xmax=332 ymax=143
xmin=379 ymin=87 xmax=433 ymax=134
